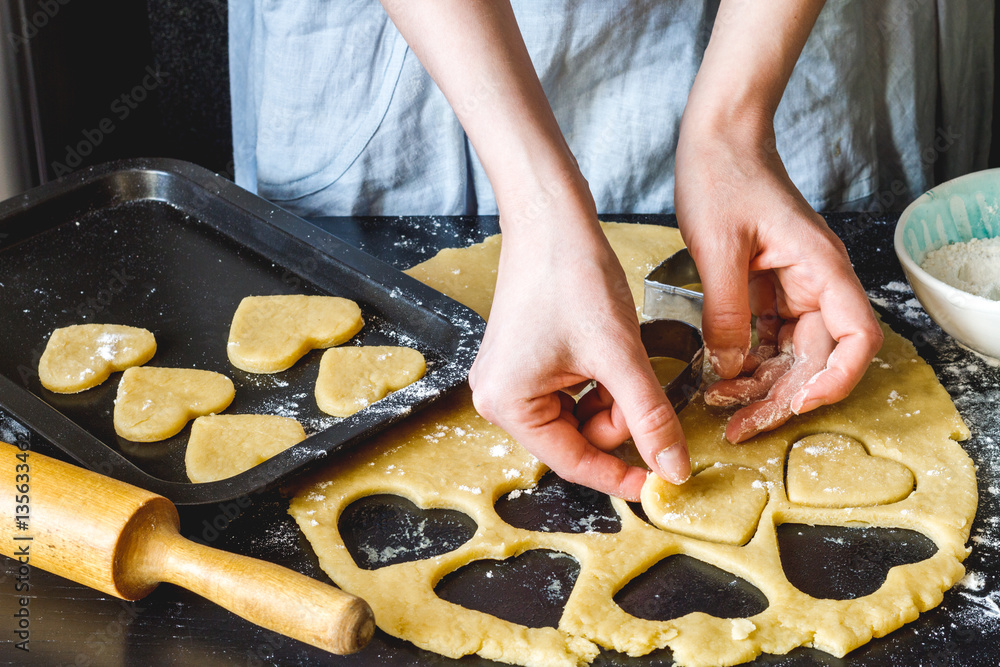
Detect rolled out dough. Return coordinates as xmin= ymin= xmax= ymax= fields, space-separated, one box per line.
xmin=227 ymin=295 xmax=364 ymax=373
xmin=185 ymin=414 xmax=306 ymax=483
xmin=38 ymin=324 xmax=156 ymax=393
xmin=289 ymin=223 xmax=976 ymax=667
xmin=785 ymin=433 xmax=915 ymax=508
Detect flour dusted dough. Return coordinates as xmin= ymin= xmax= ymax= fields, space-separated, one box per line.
xmin=315 ymin=346 xmax=426 ymax=418
xmin=289 ymin=223 xmax=976 ymax=667
xmin=227 ymin=295 xmax=364 ymax=373
xmin=114 ymin=367 xmax=235 ymax=442
xmin=185 ymin=414 xmax=306 ymax=482
xmin=38 ymin=324 xmax=156 ymax=393
xmin=785 ymin=433 xmax=915 ymax=508
xmin=641 ymin=464 xmax=768 ymax=546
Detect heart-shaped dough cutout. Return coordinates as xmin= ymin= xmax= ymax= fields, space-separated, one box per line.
xmin=227 ymin=295 xmax=364 ymax=373
xmin=640 ymin=464 xmax=768 ymax=546
xmin=185 ymin=414 xmax=306 ymax=483
xmin=38 ymin=324 xmax=156 ymax=393
xmin=786 ymin=433 xmax=914 ymax=508
xmin=114 ymin=367 xmax=235 ymax=442
xmin=315 ymin=346 xmax=426 ymax=417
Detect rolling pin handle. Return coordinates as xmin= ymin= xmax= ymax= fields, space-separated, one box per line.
xmin=148 ymin=529 xmax=375 ymax=655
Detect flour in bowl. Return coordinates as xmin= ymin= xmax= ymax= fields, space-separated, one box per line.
xmin=920 ymin=237 xmax=1000 ymax=300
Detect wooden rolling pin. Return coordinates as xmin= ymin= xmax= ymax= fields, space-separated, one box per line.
xmin=0 ymin=441 xmax=374 ymax=655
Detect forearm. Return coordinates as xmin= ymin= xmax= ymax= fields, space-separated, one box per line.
xmin=685 ymin=0 xmax=826 ymax=134
xmin=379 ymin=0 xmax=592 ymax=226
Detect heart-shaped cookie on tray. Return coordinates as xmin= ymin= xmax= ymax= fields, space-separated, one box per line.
xmin=185 ymin=414 xmax=306 ymax=483
xmin=38 ymin=324 xmax=156 ymax=394
xmin=315 ymin=346 xmax=426 ymax=418
xmin=113 ymin=367 xmax=235 ymax=442
xmin=227 ymin=295 xmax=364 ymax=373
xmin=785 ymin=433 xmax=915 ymax=508
xmin=640 ymin=464 xmax=769 ymax=546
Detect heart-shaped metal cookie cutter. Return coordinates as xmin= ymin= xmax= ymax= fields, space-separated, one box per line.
xmin=643 ymin=247 xmax=703 ymax=327
xmin=639 ymin=247 xmax=706 ymax=411
xmin=639 ymin=319 xmax=704 ymax=413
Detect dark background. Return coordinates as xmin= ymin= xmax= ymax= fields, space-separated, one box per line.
xmin=3 ymin=0 xmax=232 ymax=184
xmin=1 ymin=0 xmax=999 ymax=189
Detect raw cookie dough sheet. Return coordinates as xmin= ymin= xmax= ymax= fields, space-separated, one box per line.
xmin=289 ymin=218 xmax=984 ymax=666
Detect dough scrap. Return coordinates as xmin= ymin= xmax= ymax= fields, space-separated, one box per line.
xmin=227 ymin=295 xmax=364 ymax=373
xmin=315 ymin=346 xmax=426 ymax=418
xmin=114 ymin=367 xmax=235 ymax=442
xmin=289 ymin=223 xmax=976 ymax=667
xmin=38 ymin=324 xmax=156 ymax=393
xmin=786 ymin=433 xmax=915 ymax=508
xmin=185 ymin=414 xmax=306 ymax=483
xmin=640 ymin=464 xmax=768 ymax=546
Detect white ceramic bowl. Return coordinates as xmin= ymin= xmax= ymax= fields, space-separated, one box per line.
xmin=895 ymin=168 xmax=1000 ymax=359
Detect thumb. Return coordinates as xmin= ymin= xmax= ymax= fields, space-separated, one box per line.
xmin=692 ymin=242 xmax=752 ymax=379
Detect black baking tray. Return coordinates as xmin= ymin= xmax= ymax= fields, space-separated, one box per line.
xmin=0 ymin=159 xmax=484 ymax=505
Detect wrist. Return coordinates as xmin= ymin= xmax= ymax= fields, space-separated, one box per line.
xmin=494 ymin=162 xmax=600 ymax=236
xmin=679 ymin=90 xmax=776 ymax=154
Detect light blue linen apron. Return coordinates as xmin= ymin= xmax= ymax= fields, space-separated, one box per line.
xmin=229 ymin=0 xmax=993 ymax=217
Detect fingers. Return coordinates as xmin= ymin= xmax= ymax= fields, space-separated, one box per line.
xmin=704 ymin=351 xmax=794 ymax=407
xmin=575 ymin=383 xmax=630 ymax=451
xmin=472 ymin=385 xmax=651 ymax=500
xmin=790 ymin=273 xmax=883 ymax=414
xmin=742 ymin=343 xmax=777 ymax=375
xmin=575 ymin=352 xmax=692 ymax=486
xmin=693 ymin=243 xmax=753 ymax=379
xmin=725 ymin=356 xmax=819 ymax=443
xmin=575 ymin=382 xmax=612 ymax=424
xmin=726 ymin=357 xmax=817 ymax=442
xmin=726 ymin=313 xmax=834 ymax=443
xmin=556 ymin=391 xmax=580 ymax=429
xmin=596 ymin=352 xmax=691 ymax=486
xmin=526 ymin=404 xmax=651 ymax=501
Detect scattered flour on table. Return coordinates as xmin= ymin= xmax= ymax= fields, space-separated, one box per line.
xmin=920 ymin=237 xmax=1000 ymax=300
xmin=961 ymin=571 xmax=987 ymax=592
xmin=0 ymin=418 xmax=30 ymax=446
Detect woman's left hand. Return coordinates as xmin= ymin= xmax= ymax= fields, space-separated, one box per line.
xmin=675 ymin=116 xmax=883 ymax=443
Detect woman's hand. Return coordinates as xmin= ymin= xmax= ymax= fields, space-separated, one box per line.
xmin=381 ymin=0 xmax=691 ymax=499
xmin=469 ymin=178 xmax=691 ymax=501
xmin=675 ymin=116 xmax=882 ymax=443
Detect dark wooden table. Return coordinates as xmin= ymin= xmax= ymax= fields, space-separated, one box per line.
xmin=2 ymin=213 xmax=999 ymax=667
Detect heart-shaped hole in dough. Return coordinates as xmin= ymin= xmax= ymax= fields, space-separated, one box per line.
xmin=185 ymin=414 xmax=306 ymax=483
xmin=786 ymin=433 xmax=914 ymax=508
xmin=777 ymin=524 xmax=937 ymax=599
xmin=495 ymin=471 xmax=621 ymax=534
xmin=38 ymin=324 xmax=156 ymax=394
xmin=315 ymin=346 xmax=426 ymax=418
xmin=615 ymin=554 xmax=769 ymax=622
xmin=339 ymin=494 xmax=477 ymax=570
xmin=640 ymin=464 xmax=769 ymax=546
xmin=435 ymin=550 xmax=580 ymax=629
xmin=227 ymin=295 xmax=364 ymax=373
xmin=113 ymin=367 xmax=235 ymax=442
